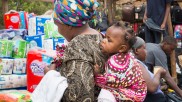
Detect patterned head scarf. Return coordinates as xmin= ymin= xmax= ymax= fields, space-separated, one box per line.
xmin=53 ymin=0 xmax=99 ymax=27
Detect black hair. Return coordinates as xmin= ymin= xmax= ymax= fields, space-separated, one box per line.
xmin=162 ymin=36 xmax=177 ymax=46
xmin=113 ymin=21 xmax=136 ymax=49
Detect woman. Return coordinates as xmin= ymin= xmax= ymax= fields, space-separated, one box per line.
xmin=46 ymin=0 xmax=106 ymax=101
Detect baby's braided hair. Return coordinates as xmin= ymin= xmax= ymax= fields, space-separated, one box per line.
xmin=113 ymin=21 xmax=136 ymax=49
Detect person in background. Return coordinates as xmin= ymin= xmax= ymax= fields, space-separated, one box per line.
xmin=143 ymin=0 xmax=172 ymax=43
xmin=94 ymin=21 xmax=147 ymax=102
xmin=45 ymin=0 xmax=107 ymax=101
xmin=144 ymin=36 xmax=182 ymax=98
xmin=132 ymin=37 xmax=167 ymax=102
xmin=88 ymin=8 xmax=109 ymax=33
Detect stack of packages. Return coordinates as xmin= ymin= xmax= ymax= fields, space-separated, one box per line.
xmin=0 ymin=10 xmax=65 ymax=101
xmin=27 ymin=13 xmax=65 ymax=93
xmin=0 ymin=11 xmax=29 ymax=90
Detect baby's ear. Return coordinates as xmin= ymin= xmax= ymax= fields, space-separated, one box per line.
xmin=118 ymin=45 xmax=127 ymax=53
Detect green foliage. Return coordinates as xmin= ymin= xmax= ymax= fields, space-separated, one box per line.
xmin=8 ymin=0 xmax=53 ymax=15
xmin=0 ymin=0 xmax=53 ymax=29
xmin=0 ymin=1 xmax=3 ymax=29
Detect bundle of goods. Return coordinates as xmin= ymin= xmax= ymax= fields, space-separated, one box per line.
xmin=0 ymin=74 xmax=27 ymax=90
xmin=4 ymin=10 xmax=28 ymax=29
xmin=0 ymin=90 xmax=32 ymax=102
xmin=0 ymin=29 xmax=27 ymax=40
xmin=0 ymin=10 xmax=66 ymax=98
xmin=27 ymin=48 xmax=57 ymax=92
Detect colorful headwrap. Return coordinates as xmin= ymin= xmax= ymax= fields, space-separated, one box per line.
xmin=53 ymin=0 xmax=99 ymax=27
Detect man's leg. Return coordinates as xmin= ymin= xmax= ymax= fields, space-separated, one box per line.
xmin=154 ymin=31 xmax=162 ymax=44
xmin=145 ymin=26 xmax=154 ymax=43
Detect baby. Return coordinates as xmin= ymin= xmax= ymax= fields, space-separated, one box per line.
xmin=94 ymin=21 xmax=147 ymax=102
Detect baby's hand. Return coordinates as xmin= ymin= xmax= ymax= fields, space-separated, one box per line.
xmin=94 ymin=64 xmax=100 ymax=75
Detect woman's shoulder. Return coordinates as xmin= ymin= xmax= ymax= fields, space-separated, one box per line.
xmin=64 ymin=33 xmax=104 ymax=57
xmin=74 ymin=34 xmax=102 ymax=40
xmin=63 ymin=33 xmax=106 ymax=68
xmin=69 ymin=34 xmax=103 ymax=45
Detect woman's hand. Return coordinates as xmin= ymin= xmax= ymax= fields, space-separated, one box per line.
xmin=94 ymin=64 xmax=101 ymax=75
xmin=44 ymin=63 xmax=56 ymax=74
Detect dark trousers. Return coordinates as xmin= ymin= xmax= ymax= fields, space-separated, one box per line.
xmin=144 ymin=93 xmax=167 ymax=102
xmin=145 ymin=26 xmax=162 ymax=44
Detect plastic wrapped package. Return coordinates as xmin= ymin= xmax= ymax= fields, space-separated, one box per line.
xmin=27 ymin=47 xmax=56 ymax=92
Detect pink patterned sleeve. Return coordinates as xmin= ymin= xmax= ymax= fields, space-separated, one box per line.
xmin=94 ymin=74 xmax=107 ymax=86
